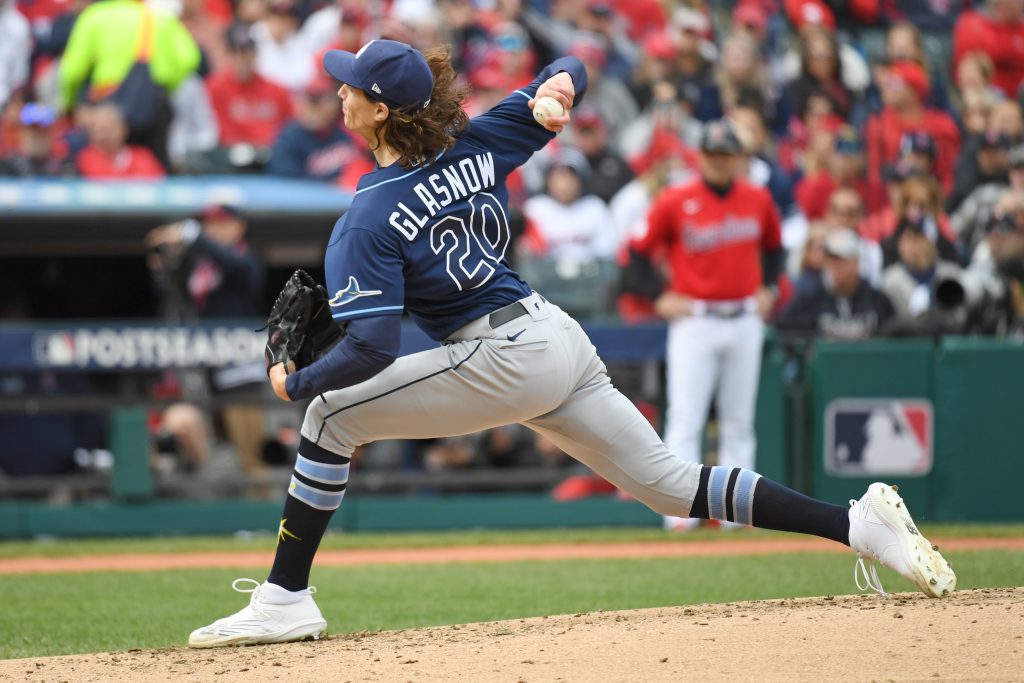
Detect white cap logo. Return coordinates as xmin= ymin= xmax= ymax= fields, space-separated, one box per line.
xmin=371 ymin=83 xmax=382 ymax=94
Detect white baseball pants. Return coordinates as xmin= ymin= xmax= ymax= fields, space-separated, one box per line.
xmin=663 ymin=311 xmax=765 ymax=471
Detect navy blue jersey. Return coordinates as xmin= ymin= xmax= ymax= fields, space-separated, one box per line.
xmin=323 ymin=56 xmax=588 ymax=341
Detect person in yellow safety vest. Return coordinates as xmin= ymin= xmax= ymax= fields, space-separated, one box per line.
xmin=59 ymin=0 xmax=200 ymax=167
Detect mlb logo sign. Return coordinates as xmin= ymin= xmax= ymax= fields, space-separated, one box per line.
xmin=824 ymin=399 xmax=934 ymax=477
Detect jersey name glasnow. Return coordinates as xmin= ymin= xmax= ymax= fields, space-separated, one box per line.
xmin=388 ymin=152 xmax=497 ymax=240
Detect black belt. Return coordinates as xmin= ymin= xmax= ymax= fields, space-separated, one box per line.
xmin=488 ymin=301 xmax=529 ymax=328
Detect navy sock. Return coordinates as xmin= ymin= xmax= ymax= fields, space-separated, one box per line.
xmin=267 ymin=437 xmax=350 ymax=591
xmin=691 ymin=466 xmax=850 ymax=546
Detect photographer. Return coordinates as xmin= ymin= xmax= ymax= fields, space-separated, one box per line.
xmin=145 ymin=204 xmax=269 ymax=495
xmin=881 ymin=218 xmax=988 ymax=335
xmin=968 ymin=195 xmax=1024 ymax=337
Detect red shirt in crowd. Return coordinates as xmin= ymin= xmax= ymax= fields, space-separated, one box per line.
xmin=863 ymin=107 xmax=960 ymax=211
xmin=76 ymin=145 xmax=165 ymax=179
xmin=633 ymin=178 xmax=781 ymax=301
xmin=206 ymin=70 xmax=294 ymax=148
xmin=954 ymin=10 xmax=1024 ymax=98
xmin=795 ymin=171 xmax=869 ymax=220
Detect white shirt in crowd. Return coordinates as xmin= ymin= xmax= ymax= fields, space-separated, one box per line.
xmin=524 ymin=193 xmax=618 ymax=264
xmin=0 ymin=0 xmax=30 ymax=109
xmin=252 ymin=21 xmax=316 ymax=92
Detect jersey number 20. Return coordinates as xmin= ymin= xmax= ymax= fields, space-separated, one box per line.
xmin=429 ymin=192 xmax=511 ymax=291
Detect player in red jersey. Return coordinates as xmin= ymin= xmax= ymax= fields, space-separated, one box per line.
xmin=630 ymin=119 xmax=782 ymax=530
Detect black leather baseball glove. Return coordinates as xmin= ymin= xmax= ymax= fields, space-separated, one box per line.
xmin=264 ymin=269 xmax=345 ymax=373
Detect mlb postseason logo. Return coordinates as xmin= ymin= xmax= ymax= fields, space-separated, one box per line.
xmin=824 ymin=399 xmax=934 ymax=477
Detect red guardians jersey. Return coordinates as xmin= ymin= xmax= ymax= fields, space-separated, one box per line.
xmin=633 ymin=177 xmax=781 ymax=300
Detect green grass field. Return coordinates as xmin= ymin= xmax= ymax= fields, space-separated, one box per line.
xmin=1 ymin=526 xmax=1022 ymax=660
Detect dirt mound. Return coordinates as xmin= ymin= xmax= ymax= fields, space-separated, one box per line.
xmin=2 ymin=587 xmax=1020 ymax=682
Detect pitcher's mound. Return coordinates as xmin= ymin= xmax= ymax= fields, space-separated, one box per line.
xmin=3 ymin=587 xmax=1021 ymax=682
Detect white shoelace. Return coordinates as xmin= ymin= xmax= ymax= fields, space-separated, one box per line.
xmin=853 ymin=557 xmax=889 ymax=596
xmin=848 ymin=498 xmax=890 ymax=597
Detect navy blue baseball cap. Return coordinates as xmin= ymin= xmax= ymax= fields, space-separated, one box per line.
xmin=323 ymin=39 xmax=434 ymax=113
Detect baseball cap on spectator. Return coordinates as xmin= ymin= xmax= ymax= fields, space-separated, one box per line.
xmin=1008 ymin=145 xmax=1024 ymax=168
xmin=201 ymin=203 xmax=244 ymax=221
xmin=305 ymin=73 xmax=337 ymax=97
xmin=732 ymin=2 xmax=767 ymax=35
xmin=899 ymin=216 xmax=938 ymax=242
xmin=267 ymin=0 xmax=299 ymax=16
xmin=323 ymin=40 xmax=434 ymax=112
xmin=226 ymin=24 xmax=256 ymax=51
xmin=567 ymin=32 xmax=608 ymax=67
xmin=882 ymin=160 xmax=921 ymax=183
xmin=980 ymin=129 xmax=1013 ymax=150
xmin=700 ymin=120 xmax=743 ymax=154
xmin=834 ymin=126 xmax=863 ymax=154
xmin=887 ymin=61 xmax=929 ymax=101
xmin=823 ymin=227 xmax=860 ymax=260
xmin=548 ymin=147 xmax=592 ymax=180
xmin=899 ymin=130 xmax=937 ymax=159
xmin=340 ymin=4 xmax=370 ymax=27
xmin=788 ymin=0 xmax=836 ymax=31
xmin=673 ymin=7 xmax=710 ymax=34
xmin=20 ymin=103 xmax=56 ymax=127
xmin=643 ymin=31 xmax=678 ymax=60
xmin=574 ymin=106 xmax=604 ymax=131
xmin=587 ymin=0 xmax=614 ymax=19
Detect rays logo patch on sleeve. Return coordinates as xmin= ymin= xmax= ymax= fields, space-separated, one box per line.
xmin=824 ymin=399 xmax=933 ymax=477
xmin=329 ymin=276 xmax=383 ymax=307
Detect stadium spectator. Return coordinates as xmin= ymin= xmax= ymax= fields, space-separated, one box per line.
xmin=948 ymin=129 xmax=1012 ymax=216
xmin=953 ymin=145 xmax=1024 ymax=250
xmin=730 ymin=104 xmax=797 ymax=219
xmin=179 ymin=0 xmax=232 ymax=76
xmin=565 ymin=106 xmax=633 ymax=204
xmin=781 ymin=6 xmax=871 ymax=94
xmin=699 ymin=30 xmax=787 ymax=135
xmin=953 ymin=0 xmax=1024 ymax=98
xmin=575 ymin=0 xmax=635 ymax=83
xmin=302 ymin=1 xmax=369 ymax=56
xmin=482 ymin=21 xmax=538 ymax=92
xmin=145 ymin=203 xmax=269 ymax=490
xmin=0 ymin=102 xmax=74 ymax=177
xmin=520 ymin=148 xmax=618 ymax=316
xmin=668 ymin=7 xmax=716 ymax=118
xmin=168 ymin=74 xmax=219 ymax=172
xmin=882 ymin=0 xmax=965 ymax=34
xmin=786 ymin=26 xmax=860 ymax=125
xmin=253 ymin=0 xmax=316 ymax=91
xmin=267 ymin=75 xmax=372 ymax=184
xmin=790 ymin=221 xmax=829 ymax=297
xmin=950 ymin=99 xmax=1024 ymax=210
xmin=777 ymin=227 xmax=896 ymax=340
xmin=882 ymin=218 xmax=985 ymax=334
xmin=58 ymin=0 xmax=200 ymax=168
xmin=0 ymin=0 xmax=30 ymax=111
xmin=970 ymin=192 xmax=1024 ymax=335
xmin=206 ymin=25 xmax=293 ymax=165
xmin=822 ymin=187 xmax=884 ymax=287
xmin=75 ymin=102 xmax=166 ymax=179
xmin=566 ymin=32 xmax=637 ymax=147
xmin=435 ymin=0 xmax=492 ymax=75
xmin=864 ymin=60 xmax=961 ymax=211
xmin=868 ymin=22 xmax=953 ymax=114
xmin=795 ymin=126 xmax=868 ymax=221
xmin=863 ymin=173 xmax=956 ymax=260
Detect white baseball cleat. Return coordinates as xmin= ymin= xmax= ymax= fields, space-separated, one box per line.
xmin=188 ymin=578 xmax=327 ymax=648
xmin=847 ymin=482 xmax=956 ymax=598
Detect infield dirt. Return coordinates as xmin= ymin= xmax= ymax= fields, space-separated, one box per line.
xmin=1 ymin=586 xmax=1021 ymax=682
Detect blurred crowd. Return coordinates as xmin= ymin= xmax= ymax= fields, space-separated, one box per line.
xmin=6 ymin=0 xmax=1024 ymax=495
xmin=4 ymin=0 xmax=1024 ymax=337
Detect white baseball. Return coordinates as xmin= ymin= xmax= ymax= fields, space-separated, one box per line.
xmin=532 ymin=96 xmax=566 ymax=126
